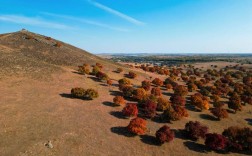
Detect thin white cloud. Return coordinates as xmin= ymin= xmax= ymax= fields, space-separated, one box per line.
xmin=0 ymin=15 xmax=72 ymax=30
xmin=88 ymin=0 xmax=145 ymax=26
xmin=41 ymin=12 xmax=130 ymax=32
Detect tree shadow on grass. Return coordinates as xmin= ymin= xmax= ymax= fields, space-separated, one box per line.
xmin=109 ymin=90 xmax=122 ymax=96
xmin=140 ymin=135 xmax=161 ymax=146
xmin=102 ymin=101 xmax=115 ymax=107
xmin=59 ymin=93 xmax=92 ymax=101
xmin=185 ymin=104 xmax=198 ymax=112
xmin=183 ymin=141 xmax=210 ymax=153
xmin=110 ymin=126 xmax=136 ymax=137
xmin=199 ymin=114 xmax=218 ymax=121
xmin=71 ymin=71 xmax=85 ymax=75
xmin=87 ymin=76 xmax=101 ymax=82
xmin=174 ymin=129 xmax=190 ymax=140
xmin=100 ymin=83 xmax=108 ymax=87
xmin=109 ymin=111 xmax=127 ymax=119
xmin=151 ymin=115 xmax=168 ymax=124
xmin=162 ymin=92 xmax=173 ymax=97
xmin=60 ymin=93 xmax=74 ymax=99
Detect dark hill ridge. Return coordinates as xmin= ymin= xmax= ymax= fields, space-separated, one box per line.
xmin=0 ymin=30 xmax=123 ymax=79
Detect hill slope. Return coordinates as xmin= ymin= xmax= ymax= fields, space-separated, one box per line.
xmin=0 ymin=30 xmax=122 ymax=79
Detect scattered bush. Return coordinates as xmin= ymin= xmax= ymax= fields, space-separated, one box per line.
xmin=116 ymin=68 xmax=123 ymax=73
xmin=228 ymin=93 xmax=242 ymax=113
xmin=143 ymin=100 xmax=157 ymax=118
xmin=127 ymin=117 xmax=147 ymax=135
xmin=133 ymin=88 xmax=147 ymax=101
xmin=71 ymin=88 xmax=98 ymax=100
xmin=78 ymin=64 xmax=90 ymax=75
xmin=157 ymin=97 xmax=171 ymax=111
xmin=122 ymin=103 xmax=138 ymax=117
xmin=190 ymin=93 xmax=210 ymax=111
xmin=121 ymin=85 xmax=134 ymax=97
xmin=184 ymin=121 xmax=208 ymax=140
xmin=107 ymin=79 xmax=113 ymax=86
xmin=54 ymin=42 xmax=62 ymax=47
xmin=205 ymin=133 xmax=228 ymax=151
xmin=211 ymin=94 xmax=220 ymax=104
xmin=142 ymin=80 xmax=151 ymax=91
xmin=188 ymin=83 xmax=198 ymax=92
xmin=173 ymin=105 xmax=189 ymax=118
xmin=174 ymin=85 xmax=188 ymax=96
xmin=152 ymin=78 xmax=164 ymax=87
xmin=128 ymin=71 xmax=137 ymax=79
xmin=96 ymin=71 xmax=109 ymax=81
xmin=162 ymin=106 xmax=188 ymax=122
xmin=71 ymin=87 xmax=86 ymax=98
xmin=151 ymin=87 xmax=162 ymax=97
xmin=170 ymin=95 xmax=186 ymax=106
xmin=165 ymin=84 xmax=173 ymax=90
xmin=155 ymin=125 xmax=174 ymax=144
xmin=113 ymin=96 xmax=126 ymax=106
xmin=211 ymin=107 xmax=228 ymax=120
xmin=95 ymin=63 xmax=103 ymax=69
xmin=118 ymin=78 xmax=131 ymax=86
xmin=45 ymin=36 xmax=52 ymax=40
xmin=84 ymin=89 xmax=99 ymax=99
xmin=223 ymin=126 xmax=252 ymax=151
xmin=92 ymin=65 xmax=101 ymax=75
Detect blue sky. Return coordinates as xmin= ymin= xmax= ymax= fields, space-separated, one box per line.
xmin=0 ymin=0 xmax=252 ymax=54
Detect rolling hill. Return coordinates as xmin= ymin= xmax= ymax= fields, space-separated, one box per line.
xmin=0 ymin=30 xmax=123 ymax=79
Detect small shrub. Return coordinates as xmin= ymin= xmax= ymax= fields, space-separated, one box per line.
xmin=107 ymin=79 xmax=113 ymax=86
xmin=211 ymin=107 xmax=228 ymax=120
xmin=173 ymin=106 xmax=189 ymax=118
xmin=184 ymin=121 xmax=208 ymax=140
xmin=25 ymin=35 xmax=33 ymax=40
xmin=152 ymin=78 xmax=164 ymax=87
xmin=54 ymin=42 xmax=62 ymax=47
xmin=151 ymin=87 xmax=162 ymax=97
xmin=162 ymin=108 xmax=181 ymax=122
xmin=174 ymin=85 xmax=188 ymax=97
xmin=143 ymin=100 xmax=157 ymax=118
xmin=191 ymin=93 xmax=210 ymax=111
xmin=155 ymin=125 xmax=174 ymax=144
xmin=211 ymin=94 xmax=220 ymax=104
xmin=162 ymin=106 xmax=188 ymax=122
xmin=170 ymin=95 xmax=186 ymax=106
xmin=188 ymin=83 xmax=198 ymax=92
xmin=223 ymin=126 xmax=252 ymax=151
xmin=205 ymin=133 xmax=228 ymax=151
xmin=121 ymin=85 xmax=134 ymax=97
xmin=118 ymin=78 xmax=131 ymax=86
xmin=71 ymin=87 xmax=86 ymax=98
xmin=122 ymin=103 xmax=138 ymax=117
xmin=128 ymin=71 xmax=137 ymax=79
xmin=127 ymin=117 xmax=147 ymax=135
xmin=45 ymin=36 xmax=52 ymax=40
xmin=142 ymin=80 xmax=151 ymax=91
xmin=113 ymin=96 xmax=126 ymax=106
xmin=84 ymin=89 xmax=99 ymax=99
xmin=92 ymin=65 xmax=101 ymax=75
xmin=95 ymin=63 xmax=103 ymax=69
xmin=157 ymin=97 xmax=171 ymax=111
xmin=165 ymin=84 xmax=173 ymax=90
xmin=96 ymin=71 xmax=109 ymax=81
xmin=228 ymin=93 xmax=242 ymax=113
xmin=133 ymin=88 xmax=147 ymax=101
xmin=116 ymin=68 xmax=123 ymax=73
xmin=78 ymin=64 xmax=90 ymax=75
